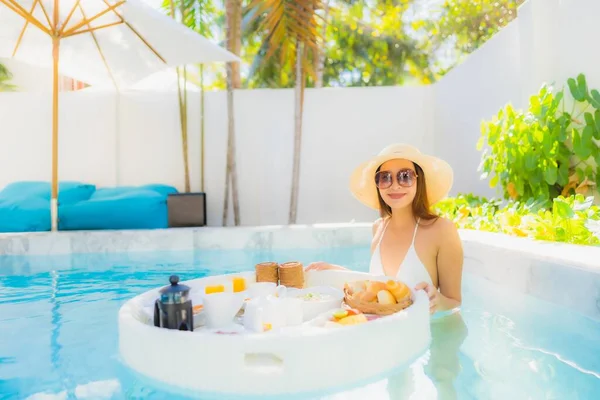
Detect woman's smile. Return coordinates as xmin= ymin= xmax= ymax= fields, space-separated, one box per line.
xmin=387 ymin=192 xmax=407 ymax=200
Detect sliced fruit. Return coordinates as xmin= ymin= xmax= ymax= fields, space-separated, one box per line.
xmin=337 ymin=314 xmax=368 ymax=326
xmin=332 ymin=309 xmax=349 ymax=319
xmin=345 ymin=307 xmax=361 ymax=316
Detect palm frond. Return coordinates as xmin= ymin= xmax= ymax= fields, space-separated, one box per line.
xmin=247 ymin=0 xmax=324 ymax=79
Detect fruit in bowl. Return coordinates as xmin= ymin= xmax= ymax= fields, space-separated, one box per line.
xmin=343 ymin=279 xmax=413 ymax=315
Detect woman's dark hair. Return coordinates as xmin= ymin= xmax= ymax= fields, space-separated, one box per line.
xmin=376 ymin=163 xmax=439 ymax=222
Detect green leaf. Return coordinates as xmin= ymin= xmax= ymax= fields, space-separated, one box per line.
xmin=577 ymin=167 xmax=585 ymax=181
xmin=552 ymin=91 xmax=564 ymax=109
xmin=516 ymin=179 xmax=524 ymax=196
xmin=553 ymin=200 xmax=575 ymax=219
xmin=524 ymin=153 xmax=537 ymax=171
xmin=558 ymin=162 xmax=569 ymax=185
xmin=542 ymin=134 xmax=553 ymax=156
xmin=582 ymin=126 xmax=594 ymax=157
xmin=585 ymin=165 xmax=595 ymax=178
xmin=557 ymin=123 xmax=568 ymax=141
xmin=476 ymin=135 xmax=485 ymax=151
xmin=530 ymin=170 xmax=542 ymax=185
xmin=584 ymin=112 xmax=595 ymax=127
xmin=572 ymin=128 xmax=593 ymax=160
xmin=589 ymin=89 xmax=600 ymax=109
xmin=595 ymin=110 xmax=600 ymax=138
xmin=568 ymin=75 xmax=587 ymax=102
xmin=490 ymin=175 xmax=498 ymax=188
xmin=544 ymin=164 xmax=558 ymax=185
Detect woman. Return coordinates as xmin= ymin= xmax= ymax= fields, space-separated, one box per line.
xmin=306 ymin=143 xmax=467 ymax=399
xmin=306 ymin=143 xmax=463 ymax=314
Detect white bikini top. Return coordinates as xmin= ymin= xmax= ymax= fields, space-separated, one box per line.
xmin=369 ymin=217 xmax=433 ymax=288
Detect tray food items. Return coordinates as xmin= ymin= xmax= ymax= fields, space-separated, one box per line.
xmin=323 ymin=307 xmax=368 ymax=328
xmin=255 ymin=262 xmax=279 ymax=284
xmin=278 ymin=261 xmax=305 ymax=289
xmin=343 ymin=279 xmax=412 ymax=315
xmin=254 ymin=261 xmax=306 ymax=289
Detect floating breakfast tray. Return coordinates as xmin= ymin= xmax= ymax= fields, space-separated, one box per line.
xmin=118 ymin=270 xmax=431 ymax=397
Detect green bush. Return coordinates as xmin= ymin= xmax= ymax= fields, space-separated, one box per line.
xmin=433 ymin=193 xmax=600 ymax=246
xmin=477 ymin=73 xmax=600 ymax=208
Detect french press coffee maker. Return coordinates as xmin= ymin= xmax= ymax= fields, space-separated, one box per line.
xmin=153 ymin=275 xmax=194 ymax=331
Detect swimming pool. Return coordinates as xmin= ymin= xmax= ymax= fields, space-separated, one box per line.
xmin=1 ymin=246 xmax=599 ymax=399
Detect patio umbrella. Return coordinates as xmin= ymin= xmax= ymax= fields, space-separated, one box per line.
xmin=0 ymin=0 xmax=239 ymax=231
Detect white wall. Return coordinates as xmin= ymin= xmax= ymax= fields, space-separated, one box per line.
xmin=121 ymin=85 xmax=434 ymax=226
xmin=0 ymin=91 xmax=118 ymax=187
xmin=0 ymin=86 xmax=434 ymax=226
xmin=1 ymin=0 xmax=599 ymax=226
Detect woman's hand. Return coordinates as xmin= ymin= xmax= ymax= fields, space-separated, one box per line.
xmin=305 ymin=261 xmax=347 ymax=272
xmin=415 ymin=281 xmax=438 ymax=314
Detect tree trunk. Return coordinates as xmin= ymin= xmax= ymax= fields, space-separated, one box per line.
xmin=314 ymin=1 xmax=329 ymax=88
xmin=225 ymin=0 xmax=242 ymax=89
xmin=170 ymin=0 xmax=191 ymax=193
xmin=223 ymin=0 xmax=241 ymax=226
xmin=289 ymin=41 xmax=304 ymax=224
xmin=199 ymin=63 xmax=205 ymax=192
xmin=223 ymin=63 xmax=240 ymax=226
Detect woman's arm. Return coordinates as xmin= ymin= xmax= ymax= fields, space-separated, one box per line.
xmin=434 ymin=218 xmax=463 ymax=310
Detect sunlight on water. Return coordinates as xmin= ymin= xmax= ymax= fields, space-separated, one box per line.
xmin=1 ymin=247 xmax=599 ymax=399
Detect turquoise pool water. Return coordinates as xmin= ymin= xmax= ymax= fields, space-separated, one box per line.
xmin=1 ymin=246 xmax=599 ymax=399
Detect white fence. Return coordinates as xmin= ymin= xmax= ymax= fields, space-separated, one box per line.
xmin=0 ymin=0 xmax=598 ymax=226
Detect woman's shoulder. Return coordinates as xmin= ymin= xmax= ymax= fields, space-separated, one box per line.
xmin=371 ymin=217 xmax=388 ymax=235
xmin=419 ymin=216 xmax=459 ymax=238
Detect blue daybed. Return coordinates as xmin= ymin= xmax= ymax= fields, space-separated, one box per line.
xmin=0 ymin=181 xmax=178 ymax=232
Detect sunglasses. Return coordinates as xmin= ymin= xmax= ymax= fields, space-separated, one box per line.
xmin=375 ymin=169 xmax=418 ymax=190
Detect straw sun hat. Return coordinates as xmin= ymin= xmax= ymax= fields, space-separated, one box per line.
xmin=349 ymin=143 xmax=454 ymax=210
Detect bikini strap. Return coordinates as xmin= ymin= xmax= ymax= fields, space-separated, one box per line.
xmin=411 ymin=217 xmax=421 ymax=245
xmin=377 ymin=218 xmax=391 ymax=247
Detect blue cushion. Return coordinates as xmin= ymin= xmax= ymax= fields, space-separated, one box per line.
xmin=0 ymin=196 xmax=50 ymax=232
xmin=0 ymin=181 xmax=96 ymax=205
xmin=59 ymin=186 xmax=177 ymax=230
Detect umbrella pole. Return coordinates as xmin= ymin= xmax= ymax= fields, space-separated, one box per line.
xmin=51 ymin=36 xmax=59 ymax=232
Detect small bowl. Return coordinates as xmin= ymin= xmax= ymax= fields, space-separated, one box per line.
xmin=285 ymin=286 xmax=344 ymax=322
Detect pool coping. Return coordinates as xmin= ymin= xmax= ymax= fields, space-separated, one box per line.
xmin=0 ymin=224 xmax=597 ymax=274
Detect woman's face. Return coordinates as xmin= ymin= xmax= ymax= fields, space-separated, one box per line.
xmin=375 ymin=159 xmax=418 ymax=210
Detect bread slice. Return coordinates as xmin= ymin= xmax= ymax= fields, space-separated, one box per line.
xmin=377 ymin=289 xmax=397 ymax=305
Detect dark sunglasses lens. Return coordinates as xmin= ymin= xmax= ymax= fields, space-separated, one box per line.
xmin=375 ymin=171 xmax=392 ymax=188
xmin=397 ymin=170 xmax=415 ymax=186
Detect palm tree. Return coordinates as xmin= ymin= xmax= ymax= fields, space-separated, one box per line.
xmin=247 ymin=0 xmax=323 ymax=224
xmin=223 ymin=0 xmax=242 ymax=226
xmin=0 ymin=63 xmax=16 ymax=92
xmin=163 ymin=0 xmax=194 ymax=193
